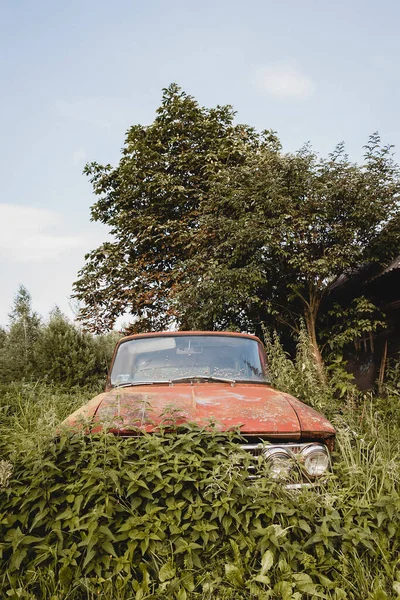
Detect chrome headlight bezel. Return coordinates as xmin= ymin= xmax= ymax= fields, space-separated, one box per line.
xmin=263 ymin=446 xmax=294 ymax=479
xmin=300 ymin=443 xmax=330 ymax=478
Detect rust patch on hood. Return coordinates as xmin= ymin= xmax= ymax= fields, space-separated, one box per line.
xmin=63 ymin=383 xmax=302 ymax=438
xmin=61 ymin=383 xmax=335 ymax=443
xmin=283 ymin=394 xmax=336 ymax=440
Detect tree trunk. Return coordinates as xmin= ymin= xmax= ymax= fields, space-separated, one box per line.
xmin=304 ymin=303 xmax=327 ymax=386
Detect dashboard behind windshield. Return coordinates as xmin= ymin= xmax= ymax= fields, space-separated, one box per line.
xmin=110 ymin=335 xmax=268 ymax=386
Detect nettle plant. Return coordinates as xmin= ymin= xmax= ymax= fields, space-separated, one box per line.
xmin=0 ymin=426 xmax=399 ymax=600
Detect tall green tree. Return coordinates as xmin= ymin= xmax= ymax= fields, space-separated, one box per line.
xmin=34 ymin=308 xmax=96 ymax=386
xmin=0 ymin=286 xmax=41 ymax=382
xmin=177 ymin=134 xmax=400 ymax=380
xmin=73 ymin=84 xmax=259 ymax=333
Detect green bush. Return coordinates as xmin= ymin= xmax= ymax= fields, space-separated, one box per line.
xmin=34 ymin=309 xmax=120 ymax=388
xmin=0 ymin=287 xmax=120 ymax=389
xmin=0 ymin=417 xmax=399 ymax=600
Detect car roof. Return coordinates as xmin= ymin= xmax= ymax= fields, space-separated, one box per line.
xmin=118 ymin=331 xmax=262 ymax=344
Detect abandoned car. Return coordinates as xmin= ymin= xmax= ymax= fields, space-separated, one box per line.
xmin=62 ymin=331 xmax=335 ymax=485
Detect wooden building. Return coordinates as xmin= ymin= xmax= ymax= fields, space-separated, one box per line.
xmin=326 ymin=256 xmax=400 ymax=389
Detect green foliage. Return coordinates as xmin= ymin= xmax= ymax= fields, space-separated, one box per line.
xmin=34 ymin=308 xmax=117 ymax=388
xmin=0 ymin=413 xmax=399 ymax=599
xmin=186 ymin=134 xmax=400 ymax=321
xmin=0 ymin=382 xmax=91 ymax=459
xmin=178 ymin=134 xmax=400 ymax=382
xmin=0 ymin=288 xmax=120 ymax=389
xmin=322 ymin=296 xmax=385 ymax=353
xmin=73 ymin=83 xmax=259 ymax=333
xmin=71 ymin=85 xmax=400 ymax=384
xmin=0 ymin=327 xmax=7 ymax=349
xmin=35 ymin=308 xmax=97 ymax=386
xmin=263 ymin=323 xmax=363 ymax=414
xmin=263 ymin=326 xmax=334 ymax=413
xmin=0 ymin=286 xmax=41 ymax=383
xmin=383 ymin=358 xmax=400 ymax=398
xmin=0 ymin=373 xmax=399 ymax=599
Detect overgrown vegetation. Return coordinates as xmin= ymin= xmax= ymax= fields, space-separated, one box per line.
xmin=0 ymin=286 xmax=119 ymax=389
xmin=0 ymin=336 xmax=399 ymax=599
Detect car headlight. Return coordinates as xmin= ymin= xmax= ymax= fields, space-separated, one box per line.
xmin=263 ymin=446 xmax=293 ymax=479
xmin=301 ymin=444 xmax=330 ymax=477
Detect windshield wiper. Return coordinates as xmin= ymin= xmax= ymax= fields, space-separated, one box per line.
xmin=169 ymin=375 xmax=236 ymax=384
xmin=113 ymin=381 xmax=167 ymax=388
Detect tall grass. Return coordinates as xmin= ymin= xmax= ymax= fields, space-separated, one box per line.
xmin=0 ymin=382 xmax=95 ymax=459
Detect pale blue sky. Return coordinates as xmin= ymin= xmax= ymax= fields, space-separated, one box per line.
xmin=1 ymin=0 xmax=399 ymax=325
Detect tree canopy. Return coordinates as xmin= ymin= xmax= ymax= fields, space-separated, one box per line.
xmin=73 ymin=85 xmax=400 ymax=376
xmin=74 ymin=84 xmax=258 ymax=333
xmin=176 ymin=134 xmax=400 ymax=377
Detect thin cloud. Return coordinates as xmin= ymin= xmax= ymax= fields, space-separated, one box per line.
xmin=0 ymin=204 xmax=86 ymax=263
xmin=253 ymin=63 xmax=316 ymax=100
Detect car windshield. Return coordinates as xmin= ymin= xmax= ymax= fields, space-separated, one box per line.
xmin=110 ymin=334 xmax=269 ymax=386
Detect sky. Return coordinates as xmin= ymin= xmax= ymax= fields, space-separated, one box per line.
xmin=1 ymin=0 xmax=400 ymax=326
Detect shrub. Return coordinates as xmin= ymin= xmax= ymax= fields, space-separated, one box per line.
xmin=0 ymin=420 xmax=399 ymax=600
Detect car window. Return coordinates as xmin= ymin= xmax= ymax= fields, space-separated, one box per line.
xmin=111 ymin=335 xmax=268 ymax=385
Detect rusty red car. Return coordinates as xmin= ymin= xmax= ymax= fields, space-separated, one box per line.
xmin=62 ymin=331 xmax=335 ymax=485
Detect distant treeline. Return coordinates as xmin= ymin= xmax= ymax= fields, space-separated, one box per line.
xmin=0 ymin=286 xmax=120 ymax=388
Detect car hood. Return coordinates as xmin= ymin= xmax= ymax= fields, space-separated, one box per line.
xmin=62 ymin=383 xmax=335 ymax=440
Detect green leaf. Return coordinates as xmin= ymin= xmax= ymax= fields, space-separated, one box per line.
xmin=260 ymin=549 xmax=274 ymax=575
xmin=224 ymin=564 xmax=244 ymax=588
xmin=83 ymin=546 xmax=96 ymax=569
xmin=59 ymin=565 xmax=74 ymax=588
xmin=273 ymin=581 xmax=293 ymax=600
xmin=254 ymin=575 xmax=271 ymax=585
xmin=293 ymin=573 xmax=325 ymax=597
xmin=177 ymin=589 xmax=187 ymax=600
xmin=159 ymin=561 xmax=176 ymax=582
xmin=101 ymin=540 xmax=116 ymax=556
